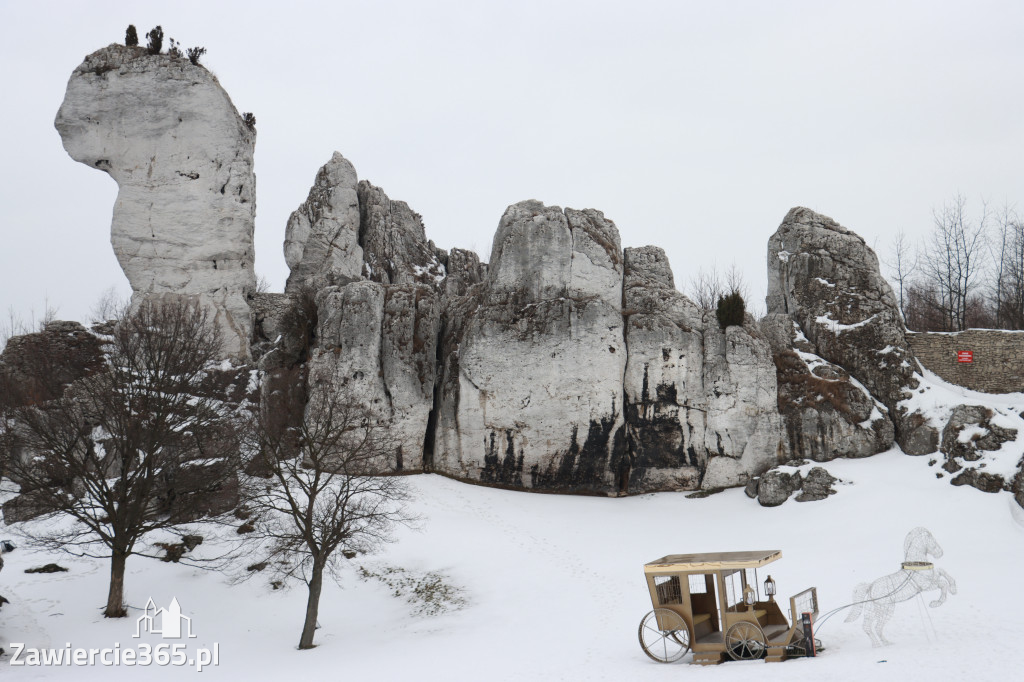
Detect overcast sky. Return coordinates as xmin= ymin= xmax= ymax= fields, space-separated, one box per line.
xmin=2 ymin=0 xmax=1022 ymax=334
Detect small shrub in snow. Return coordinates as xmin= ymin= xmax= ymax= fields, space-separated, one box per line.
xmin=358 ymin=565 xmax=467 ymax=616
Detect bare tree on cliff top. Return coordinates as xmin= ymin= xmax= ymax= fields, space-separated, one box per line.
xmin=241 ymin=383 xmax=416 ymax=649
xmin=5 ymin=299 xmax=242 ymax=617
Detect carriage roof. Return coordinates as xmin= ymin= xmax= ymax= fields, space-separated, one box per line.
xmin=643 ymin=550 xmax=782 ymax=575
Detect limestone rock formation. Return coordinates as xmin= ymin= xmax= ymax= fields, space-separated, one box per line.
xmin=442 ymin=248 xmax=486 ymax=298
xmin=55 ymin=45 xmax=256 ymax=358
xmin=748 ymin=462 xmax=838 ymax=506
xmin=622 ymin=247 xmax=706 ymax=491
xmin=433 ymin=209 xmax=785 ymax=493
xmin=939 ymin=404 xmax=1019 ymax=494
xmin=700 ymin=316 xmax=786 ymax=488
xmin=278 ymin=154 xmax=448 ymax=472
xmin=766 ymin=208 xmax=934 ymax=454
xmin=283 ymin=152 xmax=362 ymax=294
xmin=754 ymin=469 xmax=802 ymax=506
xmin=0 ymin=321 xmax=105 ymax=404
xmin=308 ymin=281 xmax=440 ymax=471
xmin=358 ymin=181 xmax=446 ymax=289
xmin=762 ymin=314 xmax=894 ymax=461
xmin=622 ymin=247 xmax=785 ymax=491
xmin=433 ymin=201 xmax=627 ymax=493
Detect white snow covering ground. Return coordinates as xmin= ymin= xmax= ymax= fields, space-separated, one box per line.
xmin=2 ymin=446 xmax=1023 ymax=681
xmin=2 ymin=363 xmax=1023 ymax=680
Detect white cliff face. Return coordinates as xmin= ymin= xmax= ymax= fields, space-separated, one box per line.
xmin=700 ymin=318 xmax=785 ymax=489
xmin=622 ymin=246 xmax=707 ymax=490
xmin=435 ymin=201 xmax=627 ymax=492
xmin=284 ymin=152 xmax=363 ymax=293
xmin=308 ymin=281 xmax=440 ymax=472
xmin=55 ymin=45 xmax=255 ymax=358
xmin=622 ymin=247 xmax=785 ymax=491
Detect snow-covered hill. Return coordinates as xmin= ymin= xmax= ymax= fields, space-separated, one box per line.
xmin=2 ymin=446 xmax=1022 ymax=680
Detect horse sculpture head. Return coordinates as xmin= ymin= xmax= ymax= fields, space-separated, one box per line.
xmin=904 ymin=527 xmax=943 ymax=560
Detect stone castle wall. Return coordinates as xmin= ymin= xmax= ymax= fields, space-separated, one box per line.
xmin=907 ymin=329 xmax=1024 ymax=394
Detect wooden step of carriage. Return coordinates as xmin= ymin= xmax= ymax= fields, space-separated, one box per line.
xmin=691 ymin=651 xmax=725 ymax=666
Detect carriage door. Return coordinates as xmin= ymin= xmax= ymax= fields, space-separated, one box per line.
xmin=688 ymin=574 xmax=720 ymax=634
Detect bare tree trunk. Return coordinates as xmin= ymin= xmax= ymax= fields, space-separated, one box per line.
xmin=105 ymin=551 xmax=128 ymax=618
xmin=298 ymin=560 xmax=324 ymax=649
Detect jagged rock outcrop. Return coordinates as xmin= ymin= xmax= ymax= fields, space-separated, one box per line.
xmin=442 ymin=248 xmax=486 ymax=298
xmin=939 ymin=405 xmax=1019 ymax=494
xmin=433 ymin=201 xmax=627 ymax=492
xmin=0 ymin=321 xmax=105 ymax=405
xmin=283 ymin=153 xmax=362 ymax=294
xmin=762 ymin=314 xmax=894 ymax=461
xmin=278 ymin=154 xmax=447 ymax=471
xmin=766 ymin=208 xmax=935 ymax=454
xmin=747 ymin=462 xmax=838 ymax=506
xmin=358 ymin=181 xmax=446 ymax=289
xmin=55 ymin=45 xmax=256 ymax=359
xmin=307 ymin=281 xmax=440 ymax=471
xmin=622 ymin=247 xmax=785 ymax=491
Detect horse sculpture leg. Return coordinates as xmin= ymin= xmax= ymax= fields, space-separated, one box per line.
xmin=939 ymin=567 xmax=957 ymax=595
xmin=928 ymin=568 xmax=958 ymax=608
xmin=871 ymin=602 xmax=895 ymax=647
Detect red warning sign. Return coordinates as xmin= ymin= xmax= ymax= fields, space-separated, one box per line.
xmin=957 ymin=350 xmax=973 ymax=363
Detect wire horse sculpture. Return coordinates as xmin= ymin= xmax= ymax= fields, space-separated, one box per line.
xmin=844 ymin=527 xmax=957 ymax=647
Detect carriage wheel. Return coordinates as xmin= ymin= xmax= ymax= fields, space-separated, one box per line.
xmin=726 ymin=621 xmax=767 ymax=661
xmin=638 ymin=608 xmax=691 ymax=663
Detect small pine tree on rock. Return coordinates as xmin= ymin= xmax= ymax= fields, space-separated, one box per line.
xmin=145 ymin=26 xmax=163 ymax=55
xmin=125 ymin=25 xmax=138 ymax=47
xmin=167 ymin=38 xmax=182 ymax=59
xmin=243 ymin=112 xmax=256 ymax=131
xmin=716 ymin=290 xmax=746 ymax=329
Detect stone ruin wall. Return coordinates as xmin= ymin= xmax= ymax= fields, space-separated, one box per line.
xmin=906 ymin=330 xmax=1024 ymax=394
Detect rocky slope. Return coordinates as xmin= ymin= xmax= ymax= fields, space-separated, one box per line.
xmin=55 ymin=45 xmax=256 ymax=359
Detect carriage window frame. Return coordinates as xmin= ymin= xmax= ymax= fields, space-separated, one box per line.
xmin=688 ymin=574 xmax=708 ymax=594
xmin=653 ymin=575 xmax=682 ymax=605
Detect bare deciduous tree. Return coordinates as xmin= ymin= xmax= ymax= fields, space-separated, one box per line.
xmin=242 ymin=384 xmax=416 ymax=650
xmin=991 ymin=205 xmax=1024 ymax=329
xmin=884 ymin=229 xmax=918 ymax=323
xmin=89 ymin=286 xmax=127 ymax=324
xmin=5 ymin=299 xmax=242 ymax=617
xmin=688 ymin=263 xmax=749 ymax=310
xmin=919 ymin=194 xmax=988 ymax=331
